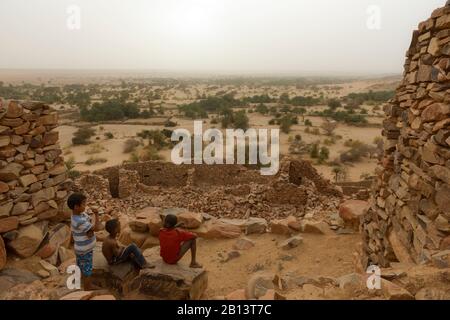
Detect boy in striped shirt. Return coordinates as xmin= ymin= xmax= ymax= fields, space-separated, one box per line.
xmin=68 ymin=193 xmax=102 ymax=291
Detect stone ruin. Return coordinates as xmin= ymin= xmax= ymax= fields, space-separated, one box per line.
xmin=0 ymin=99 xmax=70 ymax=270
xmin=77 ymin=158 xmax=344 ymax=222
xmin=361 ymin=5 xmax=450 ymax=268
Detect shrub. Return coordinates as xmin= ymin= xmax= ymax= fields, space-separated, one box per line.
xmin=104 ymin=132 xmax=114 ymax=139
xmin=318 ymin=146 xmax=330 ymax=163
xmin=129 ymin=152 xmax=140 ymax=163
xmin=321 ymin=119 xmax=338 ymax=136
xmin=304 ymin=119 xmax=313 ymax=126
xmin=72 ymin=127 xmax=95 ymax=145
xmin=85 ymin=157 xmax=107 ymax=166
xmin=327 ymin=99 xmax=342 ymax=110
xmin=123 ymin=139 xmax=140 ymax=153
xmin=256 ymin=103 xmax=269 ymax=115
xmin=280 ymin=115 xmax=293 ymax=134
xmin=323 ymin=137 xmax=336 ymax=146
xmin=164 ymin=119 xmax=177 ymax=127
xmin=140 ymin=146 xmax=163 ymax=161
xmin=233 ymin=110 xmax=249 ymax=130
xmin=80 ymin=100 xmax=141 ymax=122
xmin=332 ymin=166 xmax=348 ymax=182
xmin=137 ymin=129 xmax=170 ymax=150
xmin=340 ymin=141 xmax=373 ymax=162
xmin=85 ymin=143 xmax=105 ymax=155
xmin=310 ymin=143 xmax=319 ymax=158
xmin=65 ymin=157 xmax=81 ymax=179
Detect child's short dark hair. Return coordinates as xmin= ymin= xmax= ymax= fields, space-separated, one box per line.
xmin=105 ymin=219 xmax=119 ymax=234
xmin=67 ymin=193 xmax=87 ymax=210
xmin=164 ymin=214 xmax=177 ymax=229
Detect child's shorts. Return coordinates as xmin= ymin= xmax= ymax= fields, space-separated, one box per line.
xmin=76 ymin=251 xmax=93 ymax=277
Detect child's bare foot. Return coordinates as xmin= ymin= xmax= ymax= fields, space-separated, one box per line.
xmin=143 ymin=262 xmax=155 ymax=269
xmin=190 ymin=262 xmax=203 ymax=269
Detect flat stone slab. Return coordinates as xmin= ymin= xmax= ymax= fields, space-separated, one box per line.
xmin=92 ymin=244 xmax=138 ymax=292
xmin=125 ymin=246 xmax=208 ymax=300
xmin=0 ymin=268 xmax=40 ymax=294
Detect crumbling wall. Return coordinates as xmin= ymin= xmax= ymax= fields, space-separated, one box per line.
xmin=361 ymin=5 xmax=450 ymax=268
xmin=86 ymin=158 xmax=343 ymax=221
xmin=0 ymin=99 xmax=70 ymax=262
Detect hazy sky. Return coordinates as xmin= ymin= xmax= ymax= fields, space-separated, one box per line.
xmin=0 ymin=0 xmax=446 ymax=75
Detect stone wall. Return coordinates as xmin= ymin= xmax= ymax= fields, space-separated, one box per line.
xmin=77 ymin=158 xmax=342 ymax=221
xmin=361 ymin=5 xmax=450 ymax=268
xmin=95 ymin=160 xmax=340 ymax=199
xmin=0 ymin=99 xmax=69 ymax=264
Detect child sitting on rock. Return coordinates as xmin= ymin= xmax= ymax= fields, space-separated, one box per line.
xmin=159 ymin=214 xmax=202 ymax=268
xmin=102 ymin=219 xmax=153 ymax=269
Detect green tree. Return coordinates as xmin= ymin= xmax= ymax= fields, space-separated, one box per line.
xmin=233 ymin=110 xmax=249 ymax=130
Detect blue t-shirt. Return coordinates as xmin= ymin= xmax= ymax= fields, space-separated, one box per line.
xmin=71 ymin=212 xmax=96 ymax=255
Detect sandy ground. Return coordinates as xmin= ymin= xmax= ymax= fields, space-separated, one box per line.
xmin=5 ymin=232 xmax=360 ymax=299
xmin=49 ymin=76 xmax=390 ymax=180
xmin=192 ymin=233 xmax=360 ymax=298
xmin=58 ymin=112 xmax=381 ymax=180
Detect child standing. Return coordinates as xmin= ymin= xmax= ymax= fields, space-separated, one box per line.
xmin=159 ymin=214 xmax=202 ymax=268
xmin=102 ymin=219 xmax=153 ymax=269
xmin=67 ymin=193 xmax=102 ymax=291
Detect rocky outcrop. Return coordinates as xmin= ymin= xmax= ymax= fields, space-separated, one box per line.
xmin=361 ymin=5 xmax=450 ymax=268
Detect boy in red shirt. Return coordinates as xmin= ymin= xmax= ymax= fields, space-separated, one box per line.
xmin=159 ymin=214 xmax=202 ymax=268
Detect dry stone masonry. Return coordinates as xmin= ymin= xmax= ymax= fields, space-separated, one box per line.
xmin=0 ymin=99 xmax=69 ymax=267
xmin=361 ymin=5 xmax=450 ymax=268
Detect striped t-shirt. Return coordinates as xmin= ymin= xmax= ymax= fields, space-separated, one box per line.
xmin=71 ymin=213 xmax=96 ymax=255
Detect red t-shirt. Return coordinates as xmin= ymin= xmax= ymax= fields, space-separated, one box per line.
xmin=159 ymin=228 xmax=196 ymax=264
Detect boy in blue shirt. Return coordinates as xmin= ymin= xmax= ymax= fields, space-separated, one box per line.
xmin=68 ymin=193 xmax=102 ymax=291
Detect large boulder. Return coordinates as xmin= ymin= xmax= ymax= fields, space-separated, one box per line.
xmin=246 ymin=272 xmax=277 ymax=299
xmin=130 ymin=207 xmax=162 ymax=235
xmin=193 ymin=219 xmax=241 ymax=239
xmin=119 ymin=227 xmax=152 ymax=248
xmin=339 ymin=200 xmax=369 ymax=228
xmin=7 ymin=221 xmax=48 ymax=258
xmin=38 ymin=223 xmax=72 ymax=265
xmin=269 ymin=216 xmax=298 ymax=235
xmin=177 ymin=211 xmax=203 ymax=229
xmin=0 ymin=268 xmax=40 ymax=294
xmin=279 ymin=236 xmax=303 ymax=250
xmin=300 ymin=220 xmax=329 ymax=234
xmin=126 ymin=247 xmax=208 ymax=300
xmin=245 ymin=217 xmax=268 ymax=235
